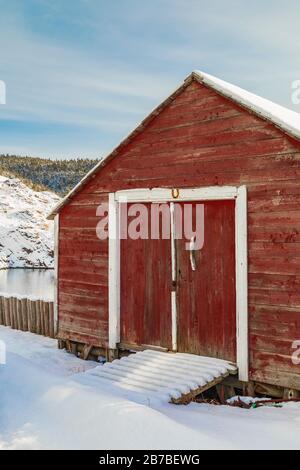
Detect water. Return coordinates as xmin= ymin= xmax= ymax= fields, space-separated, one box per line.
xmin=0 ymin=269 xmax=54 ymax=300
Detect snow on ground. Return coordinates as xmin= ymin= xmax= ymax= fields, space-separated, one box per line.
xmin=1 ymin=325 xmax=300 ymax=450
xmin=0 ymin=326 xmax=97 ymax=376
xmin=0 ymin=175 xmax=60 ymax=268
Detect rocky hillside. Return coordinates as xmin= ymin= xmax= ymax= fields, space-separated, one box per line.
xmin=0 ymin=175 xmax=60 ymax=269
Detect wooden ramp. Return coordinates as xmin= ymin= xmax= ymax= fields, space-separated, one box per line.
xmin=84 ymin=350 xmax=237 ymax=404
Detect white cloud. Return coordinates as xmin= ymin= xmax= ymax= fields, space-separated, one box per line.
xmin=0 ymin=11 xmax=174 ymax=130
xmin=1 ymin=1 xmax=300 ymax=158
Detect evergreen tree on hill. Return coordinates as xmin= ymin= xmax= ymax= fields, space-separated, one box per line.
xmin=0 ymin=154 xmax=100 ymax=195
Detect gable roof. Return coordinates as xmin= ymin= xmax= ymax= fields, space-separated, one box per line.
xmin=197 ymin=71 xmax=300 ymax=141
xmin=48 ymin=70 xmax=300 ymax=219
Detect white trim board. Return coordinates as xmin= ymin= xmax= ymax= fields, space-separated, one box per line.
xmin=114 ymin=186 xmax=238 ymax=203
xmin=108 ymin=185 xmax=248 ymax=381
xmin=170 ymin=202 xmax=177 ymax=352
xmin=235 ymin=186 xmax=249 ymax=381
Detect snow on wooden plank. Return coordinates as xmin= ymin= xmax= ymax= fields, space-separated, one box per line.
xmin=84 ymin=350 xmax=237 ymax=404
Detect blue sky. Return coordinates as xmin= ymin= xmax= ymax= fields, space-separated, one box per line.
xmin=0 ymin=0 xmax=300 ymax=159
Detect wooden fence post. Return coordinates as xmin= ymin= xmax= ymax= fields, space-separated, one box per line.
xmin=0 ymin=295 xmax=54 ymax=339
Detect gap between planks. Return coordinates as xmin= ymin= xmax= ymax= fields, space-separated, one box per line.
xmin=171 ymin=370 xmax=237 ymax=405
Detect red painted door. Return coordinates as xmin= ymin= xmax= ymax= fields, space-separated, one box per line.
xmin=120 ymin=200 xmax=236 ymax=361
xmin=175 ymin=200 xmax=236 ymax=361
xmin=120 ymin=203 xmax=172 ymax=348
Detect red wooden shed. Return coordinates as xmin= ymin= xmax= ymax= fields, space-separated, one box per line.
xmin=48 ymin=71 xmax=300 ymax=395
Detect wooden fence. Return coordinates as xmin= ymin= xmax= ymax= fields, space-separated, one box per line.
xmin=0 ymin=295 xmax=55 ymax=338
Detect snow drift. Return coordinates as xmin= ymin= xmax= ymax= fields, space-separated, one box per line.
xmin=1 ymin=326 xmax=300 ymax=450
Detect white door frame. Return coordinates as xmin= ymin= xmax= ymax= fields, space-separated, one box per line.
xmin=108 ymin=186 xmax=248 ymax=381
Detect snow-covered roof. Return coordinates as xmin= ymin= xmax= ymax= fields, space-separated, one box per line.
xmin=194 ymin=70 xmax=300 ymax=142
xmin=48 ymin=70 xmax=300 ymax=219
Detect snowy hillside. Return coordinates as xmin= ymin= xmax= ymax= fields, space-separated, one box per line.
xmin=0 ymin=175 xmax=60 ymax=269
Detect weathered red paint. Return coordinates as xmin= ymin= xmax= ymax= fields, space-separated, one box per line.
xmin=58 ymin=77 xmax=300 ymax=389
xmin=176 ymin=201 xmax=236 ymax=362
xmin=120 ymin=203 xmax=172 ymax=348
xmin=120 ymin=200 xmax=236 ymax=360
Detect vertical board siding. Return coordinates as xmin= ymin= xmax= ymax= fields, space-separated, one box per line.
xmin=176 ymin=201 xmax=236 ymax=362
xmin=120 ymin=203 xmax=172 ymax=349
xmin=58 ymin=79 xmax=300 ymax=388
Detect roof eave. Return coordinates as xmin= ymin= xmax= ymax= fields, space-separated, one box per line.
xmin=192 ymin=70 xmax=300 ymax=143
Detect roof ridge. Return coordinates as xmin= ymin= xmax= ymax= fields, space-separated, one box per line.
xmin=192 ymin=70 xmax=300 ymax=141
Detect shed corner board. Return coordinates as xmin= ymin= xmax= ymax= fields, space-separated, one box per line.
xmin=108 ymin=193 xmax=120 ymax=349
xmin=235 ymin=185 xmax=249 ymax=382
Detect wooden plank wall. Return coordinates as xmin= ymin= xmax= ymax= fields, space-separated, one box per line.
xmin=0 ymin=296 xmax=55 ymax=338
xmin=58 ymin=79 xmax=300 ymax=389
xmin=58 ymin=192 xmax=109 ymax=346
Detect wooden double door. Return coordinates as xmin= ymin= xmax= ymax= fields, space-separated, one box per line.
xmin=120 ymin=200 xmax=236 ymax=362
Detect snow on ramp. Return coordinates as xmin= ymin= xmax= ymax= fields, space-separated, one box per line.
xmin=83 ymin=350 xmax=237 ymax=404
